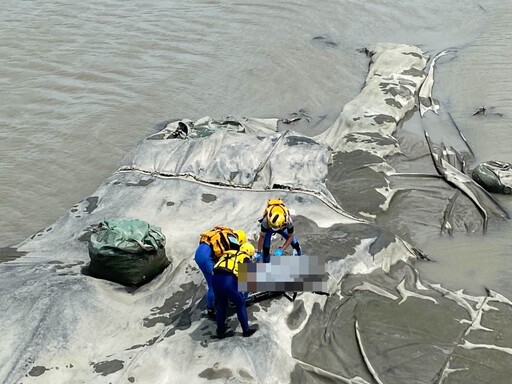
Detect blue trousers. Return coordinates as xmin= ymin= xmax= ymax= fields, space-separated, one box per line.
xmin=262 ymin=229 xmax=301 ymax=263
xmin=194 ymin=242 xmax=215 ymax=309
xmin=212 ymin=271 xmax=249 ymax=333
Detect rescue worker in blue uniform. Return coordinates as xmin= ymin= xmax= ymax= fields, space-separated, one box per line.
xmin=212 ymin=242 xmax=258 ymax=338
xmin=195 ymin=227 xmax=247 ymax=319
xmin=254 ymin=199 xmax=302 ymax=263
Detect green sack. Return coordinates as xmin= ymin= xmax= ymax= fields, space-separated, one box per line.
xmin=88 ymin=219 xmax=169 ymax=286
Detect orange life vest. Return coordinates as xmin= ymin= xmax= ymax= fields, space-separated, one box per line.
xmin=199 ymin=225 xmax=236 ymax=259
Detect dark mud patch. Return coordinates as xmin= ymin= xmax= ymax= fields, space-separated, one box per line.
xmin=379 ymin=81 xmax=414 ymax=97
xmin=84 ymin=196 xmax=99 ymax=214
xmin=287 ymin=300 xmax=307 ymax=330
xmin=402 ymin=67 xmax=425 ymax=77
xmin=295 ymin=215 xmax=391 ymax=261
xmin=126 ymin=336 xmax=159 ymax=351
xmin=0 ymin=247 xmax=27 ymax=263
xmin=199 ymin=366 xmax=234 ymax=380
xmin=144 ymin=282 xmax=197 ymax=328
xmin=373 ymin=114 xmax=397 ymax=124
xmin=326 ymin=150 xmax=388 ymax=218
xmin=385 ymin=98 xmax=403 ymax=108
xmin=91 ymin=359 xmax=124 ymax=376
xmin=126 ymin=178 xmax=154 ymax=187
xmin=28 ymin=366 xmax=49 ymax=377
xmin=238 ymin=368 xmax=254 ymax=380
xmin=202 ymin=193 xmax=217 ymax=203
xmin=286 ymin=136 xmax=319 ymax=146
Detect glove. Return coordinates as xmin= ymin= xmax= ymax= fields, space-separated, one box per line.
xmin=254 ymin=252 xmax=262 ymax=262
xmin=273 ymin=248 xmax=283 ymax=257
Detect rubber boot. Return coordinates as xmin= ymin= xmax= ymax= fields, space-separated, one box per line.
xmin=243 ymin=325 xmax=258 ymax=337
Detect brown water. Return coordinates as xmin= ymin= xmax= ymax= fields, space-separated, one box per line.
xmin=1 ymin=0 xmax=511 ymax=294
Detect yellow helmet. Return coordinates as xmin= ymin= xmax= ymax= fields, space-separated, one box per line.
xmin=239 ymin=242 xmax=255 ymax=258
xmin=234 ymin=229 xmax=246 ymax=245
xmin=267 ymin=206 xmax=286 ymax=230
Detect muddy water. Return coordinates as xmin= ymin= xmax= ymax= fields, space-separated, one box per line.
xmin=412 ymin=2 xmax=512 ymax=297
xmin=1 ymin=1 xmax=511 ymax=295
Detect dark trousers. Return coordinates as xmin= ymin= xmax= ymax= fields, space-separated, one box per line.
xmin=212 ymin=271 xmax=249 ymax=333
xmin=262 ymin=229 xmax=302 ymax=263
xmin=194 ymin=242 xmax=215 ymax=309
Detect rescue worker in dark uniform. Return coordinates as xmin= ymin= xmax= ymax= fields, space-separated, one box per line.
xmin=255 ymin=199 xmax=302 ymax=263
xmin=212 ymin=242 xmax=258 ymax=338
xmin=195 ymin=227 xmax=246 ymax=319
